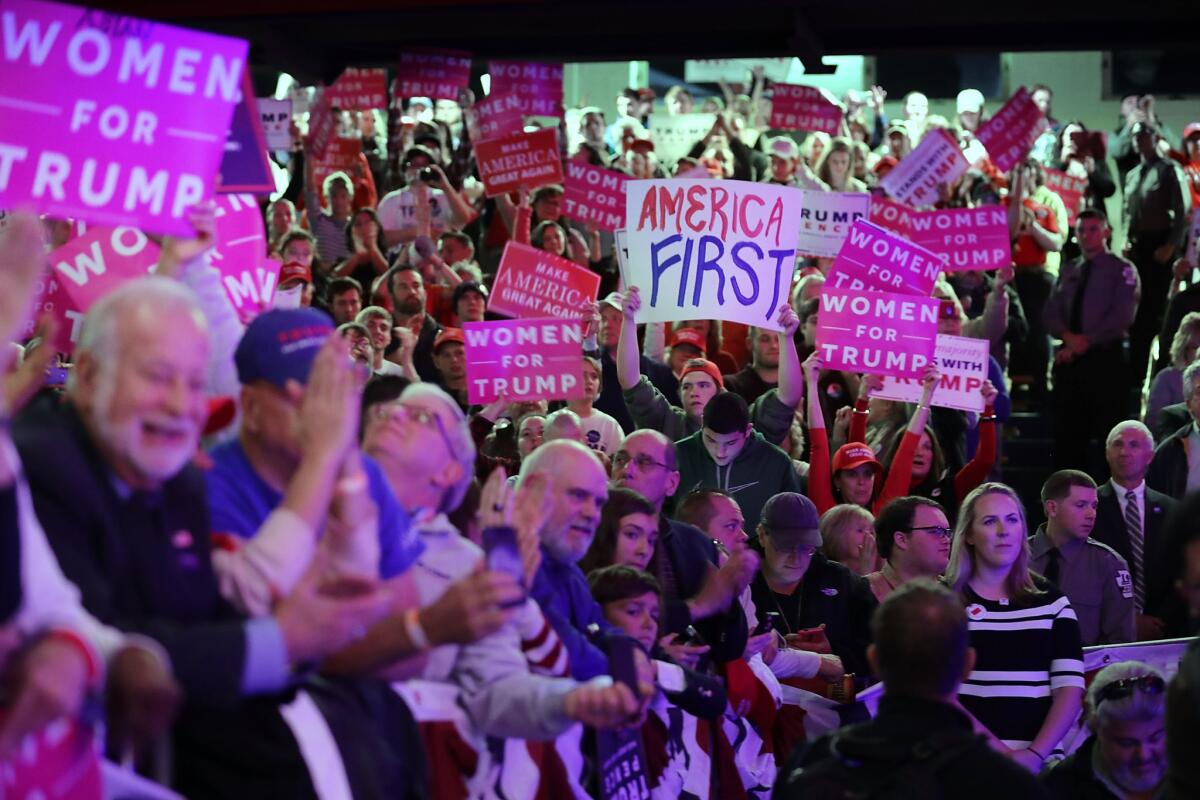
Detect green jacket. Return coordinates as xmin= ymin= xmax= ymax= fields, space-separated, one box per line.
xmin=673 ymin=429 xmax=801 ymax=531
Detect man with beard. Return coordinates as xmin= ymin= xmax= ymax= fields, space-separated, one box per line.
xmin=1029 ymin=471 xmax=1136 ymax=646
xmin=865 ymin=497 xmax=953 ymax=603
xmin=723 ymin=324 xmax=783 ymax=406
xmin=387 ymin=264 xmax=442 ymax=382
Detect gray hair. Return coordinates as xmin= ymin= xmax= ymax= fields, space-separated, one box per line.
xmin=1106 ymin=419 xmax=1153 ymax=449
xmin=398 ymin=382 xmax=475 ymax=514
xmin=1086 ymin=660 xmax=1166 ymax=732
xmin=544 ymin=408 xmax=583 ymax=443
xmin=69 ymin=276 xmax=206 ymax=394
xmin=1183 ymin=361 xmax=1200 ymax=401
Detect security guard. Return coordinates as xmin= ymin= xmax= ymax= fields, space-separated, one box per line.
xmin=1029 ymin=470 xmax=1136 ymax=646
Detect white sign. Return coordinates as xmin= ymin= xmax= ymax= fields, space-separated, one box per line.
xmin=797 ymin=190 xmax=870 ymax=258
xmin=876 ymin=334 xmax=989 ymax=412
xmin=879 ymin=129 xmax=970 ymax=208
xmin=684 ymin=59 xmax=794 ymax=84
xmin=257 ymin=99 xmax=293 ymax=151
xmin=649 ymin=113 xmax=716 ymax=166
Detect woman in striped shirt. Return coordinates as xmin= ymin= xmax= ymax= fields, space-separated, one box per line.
xmin=945 ymin=482 xmax=1085 ymax=773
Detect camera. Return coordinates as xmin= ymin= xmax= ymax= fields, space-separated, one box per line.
xmin=419 ymin=167 xmax=438 ymax=184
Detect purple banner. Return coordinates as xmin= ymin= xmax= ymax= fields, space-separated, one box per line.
xmin=218 ymin=69 xmax=273 ymax=194
xmin=0 ymin=0 xmax=248 ymax=235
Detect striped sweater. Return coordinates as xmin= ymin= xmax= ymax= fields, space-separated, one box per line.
xmin=957 ymin=580 xmax=1085 ymax=749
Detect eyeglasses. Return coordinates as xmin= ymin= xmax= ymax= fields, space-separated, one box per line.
xmin=909 ymin=525 xmax=953 ymax=541
xmin=376 ymin=402 xmax=457 ymax=456
xmin=613 ymin=452 xmax=670 ymax=471
xmin=1095 ymin=675 xmax=1165 ymax=705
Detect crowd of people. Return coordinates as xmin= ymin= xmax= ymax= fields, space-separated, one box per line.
xmin=2 ymin=63 xmax=1200 ymax=800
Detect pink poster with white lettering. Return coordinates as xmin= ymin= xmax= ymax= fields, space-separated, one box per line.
xmin=469 ymin=94 xmax=525 ymax=141
xmin=769 ymin=85 xmax=843 ymax=134
xmin=0 ymin=717 xmax=103 ymax=799
xmin=33 ymin=225 xmax=161 ymax=352
xmin=326 ymin=67 xmax=388 ymax=110
xmin=1043 ymin=168 xmax=1088 ymax=226
xmin=563 ymin=161 xmax=628 ymax=232
xmin=306 ymin=90 xmax=336 ymax=160
xmin=489 ymin=241 xmax=600 ymax=320
xmin=867 ymin=196 xmax=915 ymax=235
xmin=488 ymin=61 xmax=563 ymax=117
xmin=975 ymin=86 xmax=1048 ymax=174
xmin=464 ymin=317 xmax=585 ymax=404
xmin=211 ymin=193 xmax=277 ymax=322
xmin=814 ymin=286 xmax=938 ymax=378
xmin=879 ymin=129 xmax=969 ymax=208
xmin=906 ymin=206 xmax=1011 ymax=272
xmin=395 ymin=51 xmax=472 ymax=100
xmin=825 ymin=219 xmax=942 ymax=296
xmin=0 ymin=0 xmax=248 ymax=235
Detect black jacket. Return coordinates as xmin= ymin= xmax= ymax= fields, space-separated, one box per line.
xmin=1147 ymin=423 xmax=1193 ymax=501
xmin=1040 ymin=736 xmax=1127 ymax=800
xmin=1154 ymin=403 xmax=1190 ymax=445
xmin=776 ymin=695 xmax=1051 ymax=800
xmin=749 ymin=551 xmax=876 ymax=679
xmin=1091 ymin=481 xmax=1178 ymax=620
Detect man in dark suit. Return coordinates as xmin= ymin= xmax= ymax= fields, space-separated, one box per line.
xmin=1153 ymin=401 xmax=1189 ymax=444
xmin=1094 ymin=421 xmax=1179 ymax=640
xmin=1148 ymin=362 xmax=1200 ymax=501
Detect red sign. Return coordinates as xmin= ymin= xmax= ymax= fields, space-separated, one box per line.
xmin=469 ymin=94 xmax=525 ymax=141
xmin=395 ymin=52 xmax=472 ymax=100
xmin=489 ymin=241 xmax=600 ymax=320
xmin=488 ymin=61 xmax=564 ymax=117
xmin=563 ymin=161 xmax=628 ymax=232
xmin=310 ymin=138 xmax=363 ymax=206
xmin=464 ymin=318 xmax=586 ymax=404
xmin=326 ymin=68 xmax=388 ymax=110
xmin=976 ymin=86 xmax=1048 ymax=173
xmin=825 ymin=219 xmax=942 ymax=295
xmin=474 ymin=129 xmax=563 ymax=198
xmin=306 ymin=91 xmax=336 ymax=160
xmin=1043 ymin=168 xmax=1088 ymax=226
xmin=814 ymin=286 xmax=938 ymax=378
xmin=769 ymin=84 xmax=843 ymax=134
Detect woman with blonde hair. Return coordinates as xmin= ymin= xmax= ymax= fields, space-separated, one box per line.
xmin=1146 ymin=311 xmax=1200 ymax=425
xmin=818 ymin=503 xmax=877 ymax=575
xmin=945 ymin=482 xmax=1084 ymax=773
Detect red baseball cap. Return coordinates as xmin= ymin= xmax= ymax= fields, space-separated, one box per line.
xmin=278 ymin=261 xmax=312 ymax=287
xmin=831 ymin=443 xmax=882 ymax=477
xmin=433 ymin=327 xmax=465 ymax=351
xmin=679 ymin=358 xmax=724 ymax=389
xmin=669 ymin=327 xmax=707 ymax=356
xmin=204 ymin=396 xmax=237 ymax=437
xmin=1184 ymin=122 xmax=1200 ymax=142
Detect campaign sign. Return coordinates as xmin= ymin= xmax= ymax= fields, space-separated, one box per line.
xmin=464 ymin=318 xmax=585 ymax=404
xmin=34 ymin=225 xmax=161 ymax=351
xmin=625 ymin=179 xmax=802 ymax=331
xmin=685 ymin=58 xmax=793 ymax=83
xmin=325 ymin=67 xmax=388 ymax=110
xmin=310 ymin=137 xmax=363 ymax=205
xmin=796 ymin=190 xmax=870 ymax=258
xmin=488 ymin=60 xmax=563 ymax=117
xmin=211 ymin=193 xmax=276 ymax=323
xmin=474 ymin=128 xmax=563 ymax=198
xmin=814 ymin=287 xmax=938 ymax=377
xmin=0 ymin=0 xmax=249 ymax=235
xmin=469 ymin=93 xmax=525 ymax=140
xmin=879 ymin=129 xmax=969 ymax=208
xmin=218 ymin=69 xmax=273 ymax=194
xmin=1043 ymin=168 xmax=1088 ymax=227
xmin=257 ymin=98 xmax=293 ymax=150
xmin=907 ymin=206 xmax=1010 ymax=272
xmin=306 ymin=90 xmax=335 ymax=160
xmin=0 ymin=717 xmax=103 ymax=800
xmin=649 ymin=113 xmax=716 ymax=166
xmin=769 ymin=84 xmax=842 ymax=134
xmin=563 ymin=161 xmax=628 ymax=231
xmin=877 ymin=334 xmax=989 ymax=412
xmin=975 ymin=86 xmax=1048 ymax=174
xmin=825 ymin=219 xmax=942 ymax=296
xmin=395 ymin=51 xmax=472 ymax=100
xmin=489 ymin=241 xmax=600 ymax=320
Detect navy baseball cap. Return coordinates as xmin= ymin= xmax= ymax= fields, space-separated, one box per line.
xmin=235 ymin=308 xmax=333 ymax=388
xmin=761 ymin=492 xmax=822 ymax=550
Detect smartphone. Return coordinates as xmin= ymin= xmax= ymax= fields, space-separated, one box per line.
xmin=676 ymin=624 xmax=706 ymax=647
xmin=482 ymin=526 xmax=526 ymax=607
xmin=753 ymin=611 xmax=781 ymax=637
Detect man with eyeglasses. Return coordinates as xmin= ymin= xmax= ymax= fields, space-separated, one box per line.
xmin=866 ymin=497 xmax=953 ymax=603
xmin=1041 ymin=661 xmax=1166 ymax=799
xmin=610 ymin=430 xmax=752 ymax=666
xmin=1029 ymin=470 xmax=1136 ymax=646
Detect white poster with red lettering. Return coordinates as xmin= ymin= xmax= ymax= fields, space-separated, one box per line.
xmin=796 ymin=190 xmax=870 ymax=258
xmin=876 ymin=334 xmax=989 ymax=412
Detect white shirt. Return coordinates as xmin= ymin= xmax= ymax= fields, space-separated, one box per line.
xmin=577 ymin=408 xmax=623 ymax=454
xmin=1111 ymin=479 xmax=1145 ymax=534
xmin=377 ymin=187 xmax=448 ymax=234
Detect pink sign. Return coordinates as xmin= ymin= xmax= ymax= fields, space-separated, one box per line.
xmin=212 ymin=193 xmax=277 ymax=323
xmin=0 ymin=717 xmax=103 ymax=799
xmin=464 ymin=318 xmax=586 ymax=404
xmin=769 ymin=85 xmax=843 ymax=134
xmin=488 ymin=61 xmax=564 ymax=117
xmin=326 ymin=68 xmax=388 ymax=110
xmin=474 ymin=129 xmax=563 ymax=198
xmin=870 ymin=199 xmax=1012 ymax=272
xmin=825 ymin=219 xmax=942 ymax=296
xmin=489 ymin=241 xmax=600 ymax=320
xmin=563 ymin=161 xmax=628 ymax=232
xmin=814 ymin=286 xmax=938 ymax=378
xmin=469 ymin=94 xmax=525 ymax=141
xmin=975 ymin=87 xmax=1048 ymax=174
xmin=34 ymin=226 xmax=161 ymax=352
xmin=1043 ymin=168 xmax=1088 ymax=226
xmin=0 ymin=0 xmax=248 ymax=236
xmin=395 ymin=51 xmax=472 ymax=100
xmin=306 ymin=91 xmax=336 ymax=160
xmin=879 ymin=129 xmax=970 ymax=208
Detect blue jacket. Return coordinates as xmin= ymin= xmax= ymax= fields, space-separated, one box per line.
xmin=530 ymin=549 xmax=612 ymax=680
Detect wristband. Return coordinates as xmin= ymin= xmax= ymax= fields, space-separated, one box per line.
xmin=403 ymin=608 xmax=430 ymax=651
xmin=1027 ymin=746 xmax=1046 ymax=761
